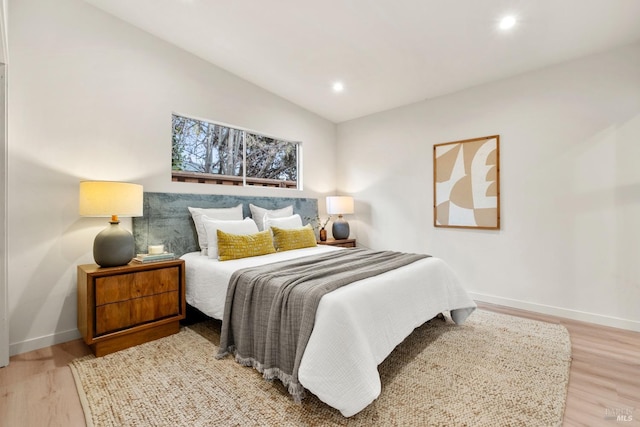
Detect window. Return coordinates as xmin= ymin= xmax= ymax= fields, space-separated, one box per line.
xmin=171 ymin=114 xmax=299 ymax=189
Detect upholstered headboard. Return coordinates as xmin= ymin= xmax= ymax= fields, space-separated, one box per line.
xmin=132 ymin=192 xmax=318 ymax=257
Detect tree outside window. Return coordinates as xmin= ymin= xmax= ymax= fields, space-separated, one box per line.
xmin=171 ymin=114 xmax=299 ymax=189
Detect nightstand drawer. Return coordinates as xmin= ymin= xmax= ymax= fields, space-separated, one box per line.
xmin=95 ymin=274 xmax=132 ymax=305
xmin=95 ymin=300 xmax=131 ymax=335
xmin=95 ymin=291 xmax=180 ymax=336
xmin=130 ymin=291 xmax=180 ymax=323
xmin=95 ymin=267 xmax=180 ymax=305
xmin=132 ymin=267 xmax=180 ymax=297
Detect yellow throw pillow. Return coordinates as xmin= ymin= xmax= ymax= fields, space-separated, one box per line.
xmin=271 ymin=224 xmax=317 ymax=252
xmin=217 ymin=229 xmax=276 ymax=261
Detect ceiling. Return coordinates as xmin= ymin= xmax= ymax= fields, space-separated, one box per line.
xmin=83 ymin=0 xmax=640 ymax=123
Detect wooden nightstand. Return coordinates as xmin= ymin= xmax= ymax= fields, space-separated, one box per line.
xmin=318 ymin=238 xmax=356 ymax=248
xmin=77 ymin=259 xmax=186 ymax=356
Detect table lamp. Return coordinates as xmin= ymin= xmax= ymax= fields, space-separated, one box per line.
xmin=326 ymin=196 xmax=354 ymax=240
xmin=79 ymin=181 xmax=143 ymax=267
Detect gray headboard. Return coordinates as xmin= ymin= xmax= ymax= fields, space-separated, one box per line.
xmin=132 ymin=192 xmax=318 ymax=256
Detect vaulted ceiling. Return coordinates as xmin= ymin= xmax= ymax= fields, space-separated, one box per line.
xmin=84 ymin=0 xmax=640 ymax=123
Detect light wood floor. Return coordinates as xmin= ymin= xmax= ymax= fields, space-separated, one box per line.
xmin=1 ymin=303 xmax=638 ymax=426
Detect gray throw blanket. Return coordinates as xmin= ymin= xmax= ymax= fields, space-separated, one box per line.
xmin=216 ymin=248 xmax=429 ymax=401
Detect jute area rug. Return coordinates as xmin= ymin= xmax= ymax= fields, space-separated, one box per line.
xmin=70 ymin=310 xmax=571 ymax=427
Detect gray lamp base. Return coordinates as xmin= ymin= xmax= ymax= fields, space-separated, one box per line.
xmin=93 ymin=221 xmax=135 ymax=267
xmin=332 ymin=217 xmax=350 ymax=240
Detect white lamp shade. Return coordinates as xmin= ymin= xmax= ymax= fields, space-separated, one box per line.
xmin=326 ymin=196 xmax=354 ymax=215
xmin=79 ymin=181 xmax=143 ymax=217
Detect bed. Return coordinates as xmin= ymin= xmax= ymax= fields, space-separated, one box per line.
xmin=133 ymin=192 xmax=476 ymax=417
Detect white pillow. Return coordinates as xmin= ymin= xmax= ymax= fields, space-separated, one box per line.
xmin=249 ymin=203 xmax=293 ymax=231
xmin=188 ymin=204 xmax=243 ymax=255
xmin=203 ymin=217 xmax=259 ymax=259
xmin=265 ymin=213 xmax=303 ymax=231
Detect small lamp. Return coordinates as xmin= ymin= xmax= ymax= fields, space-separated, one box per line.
xmin=79 ymin=181 xmax=143 ymax=267
xmin=326 ymin=196 xmax=354 ymax=240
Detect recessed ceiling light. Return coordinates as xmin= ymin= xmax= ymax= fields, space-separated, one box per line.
xmin=499 ymin=15 xmax=516 ymax=30
xmin=332 ymin=82 xmax=344 ymax=93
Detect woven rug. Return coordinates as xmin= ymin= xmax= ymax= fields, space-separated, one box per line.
xmin=70 ymin=310 xmax=571 ymax=426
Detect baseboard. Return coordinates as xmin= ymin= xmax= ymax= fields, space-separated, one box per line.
xmin=9 ymin=328 xmax=82 ymax=357
xmin=469 ymin=292 xmax=640 ymax=332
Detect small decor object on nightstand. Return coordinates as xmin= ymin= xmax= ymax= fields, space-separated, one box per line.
xmin=326 ymin=196 xmax=354 ymax=240
xmin=306 ymin=215 xmax=331 ymax=241
xmin=148 ymin=244 xmax=164 ymax=254
xmin=79 ymin=181 xmax=143 ymax=267
xmin=132 ymin=252 xmax=175 ymax=263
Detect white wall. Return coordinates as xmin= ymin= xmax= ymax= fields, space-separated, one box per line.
xmin=0 ymin=0 xmax=8 ymax=367
xmin=0 ymin=0 xmax=6 ymax=64
xmin=337 ymin=43 xmax=640 ymax=330
xmin=0 ymin=64 xmax=6 ymax=366
xmin=7 ymin=0 xmax=336 ymax=355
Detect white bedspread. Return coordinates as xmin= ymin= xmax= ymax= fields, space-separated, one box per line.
xmin=181 ymin=247 xmax=476 ymax=417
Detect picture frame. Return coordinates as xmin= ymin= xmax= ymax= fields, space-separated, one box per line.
xmin=433 ymin=135 xmax=500 ymax=229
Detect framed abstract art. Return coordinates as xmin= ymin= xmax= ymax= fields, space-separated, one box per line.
xmin=433 ymin=135 xmax=500 ymax=229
